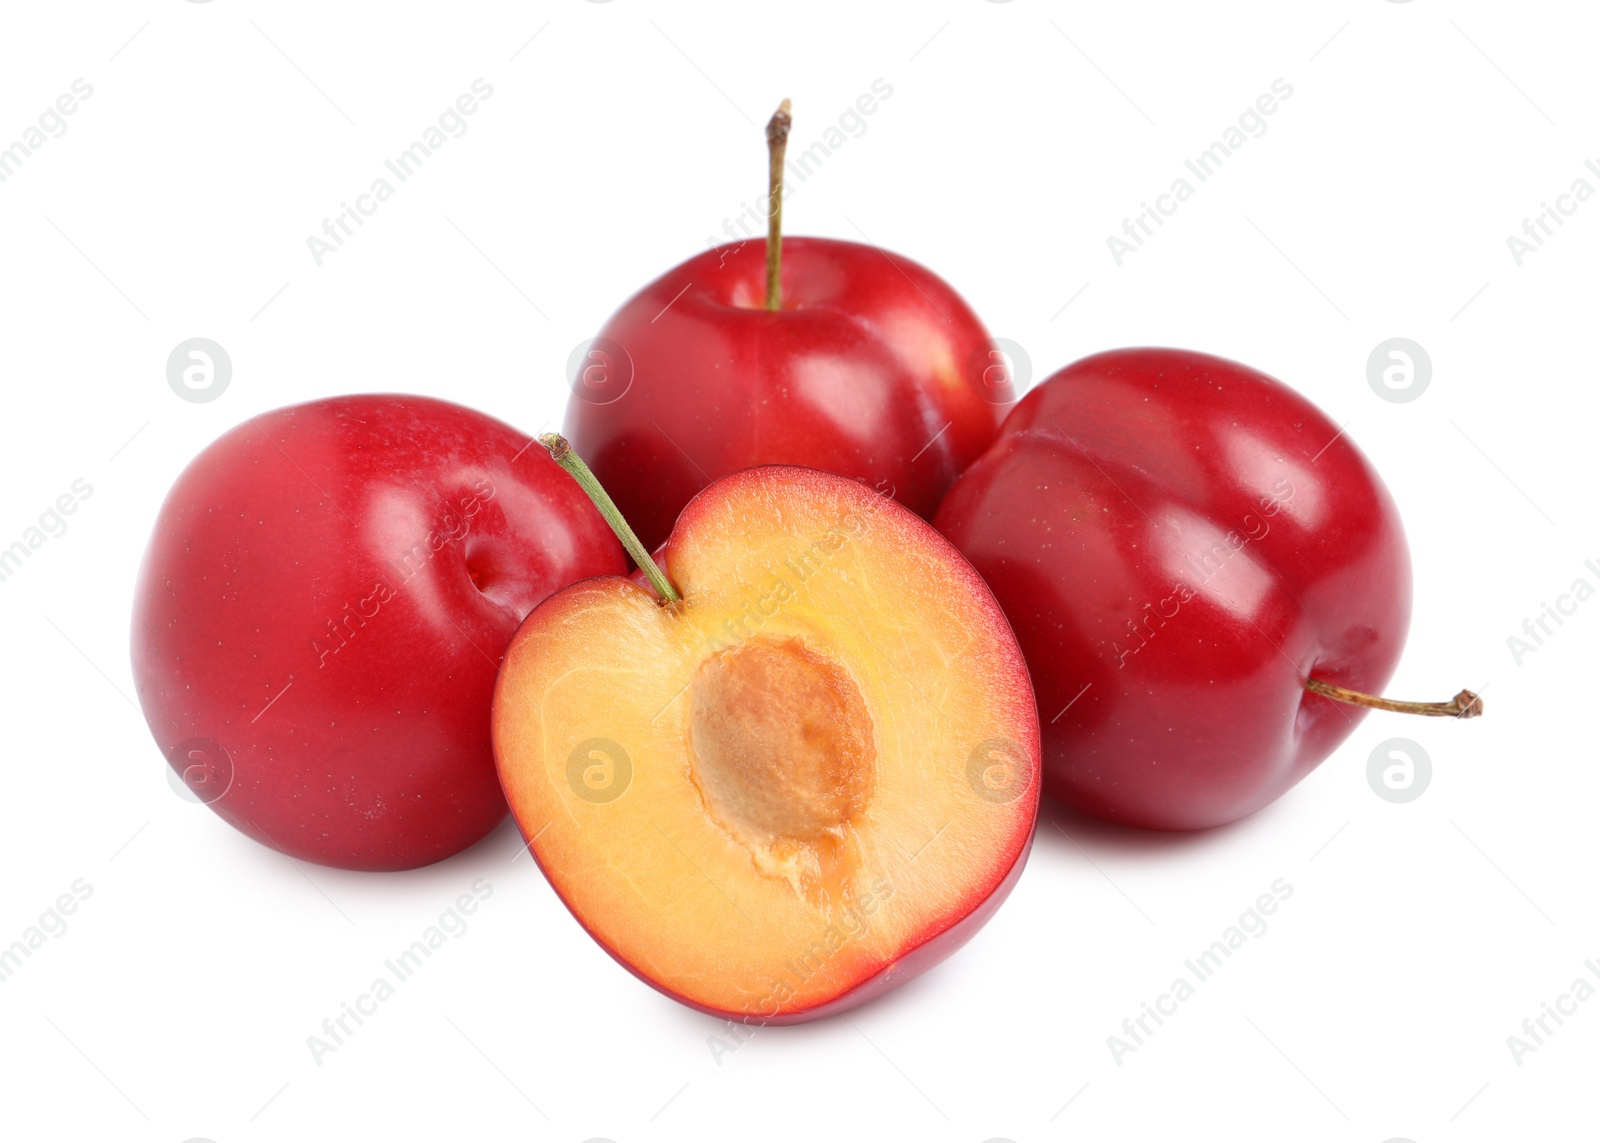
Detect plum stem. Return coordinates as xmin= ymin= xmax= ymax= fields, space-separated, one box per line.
xmin=539 ymin=434 xmax=682 ymax=604
xmin=765 ymin=98 xmax=792 ymax=312
xmin=1305 ymin=678 xmax=1483 ymax=719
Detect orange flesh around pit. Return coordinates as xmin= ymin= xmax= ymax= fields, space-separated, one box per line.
xmin=492 ymin=467 xmax=1038 ymax=1019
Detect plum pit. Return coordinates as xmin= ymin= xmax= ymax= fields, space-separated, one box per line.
xmin=687 ymin=635 xmax=875 ymax=851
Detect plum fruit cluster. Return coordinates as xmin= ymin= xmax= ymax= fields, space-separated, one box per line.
xmin=132 ymin=102 xmax=1478 ymax=1024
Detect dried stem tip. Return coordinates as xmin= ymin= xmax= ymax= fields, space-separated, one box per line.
xmin=538 ymin=432 xmax=570 ymax=463
xmin=766 ymin=98 xmax=793 ymax=148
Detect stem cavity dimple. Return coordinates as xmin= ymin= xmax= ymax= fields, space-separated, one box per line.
xmin=538 ymin=433 xmax=683 ymax=604
xmin=1305 ymin=677 xmax=1484 ymax=719
xmin=765 ymin=98 xmax=792 ymax=313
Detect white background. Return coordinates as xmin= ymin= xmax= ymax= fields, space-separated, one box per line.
xmin=0 ymin=2 xmax=1594 ymax=1140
